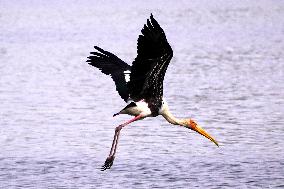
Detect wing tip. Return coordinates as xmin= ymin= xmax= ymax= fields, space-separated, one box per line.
xmin=149 ymin=13 xmax=156 ymax=22
xmin=149 ymin=13 xmax=155 ymax=26
xmin=94 ymin=46 xmax=101 ymax=51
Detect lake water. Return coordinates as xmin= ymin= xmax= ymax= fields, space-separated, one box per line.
xmin=1 ymin=0 xmax=283 ymax=188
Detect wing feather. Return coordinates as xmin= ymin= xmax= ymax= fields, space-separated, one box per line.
xmin=87 ymin=46 xmax=131 ymax=102
xmin=128 ymin=14 xmax=173 ymax=102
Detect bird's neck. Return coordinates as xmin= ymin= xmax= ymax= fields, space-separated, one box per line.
xmin=161 ymin=108 xmax=187 ymax=126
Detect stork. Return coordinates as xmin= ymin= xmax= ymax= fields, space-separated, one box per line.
xmin=87 ymin=14 xmax=219 ymax=171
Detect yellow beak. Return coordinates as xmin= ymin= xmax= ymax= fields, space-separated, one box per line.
xmin=189 ymin=123 xmax=219 ymax=147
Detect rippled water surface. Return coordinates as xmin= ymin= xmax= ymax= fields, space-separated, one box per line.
xmin=1 ymin=0 xmax=284 ymax=188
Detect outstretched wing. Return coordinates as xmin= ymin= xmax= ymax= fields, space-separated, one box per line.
xmin=87 ymin=46 xmax=131 ymax=102
xmin=128 ymin=14 xmax=173 ymax=103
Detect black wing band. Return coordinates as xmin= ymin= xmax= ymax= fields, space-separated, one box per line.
xmin=87 ymin=46 xmax=131 ymax=102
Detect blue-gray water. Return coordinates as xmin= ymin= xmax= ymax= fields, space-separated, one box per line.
xmin=1 ymin=0 xmax=284 ymax=188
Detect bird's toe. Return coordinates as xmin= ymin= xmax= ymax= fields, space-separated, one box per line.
xmin=101 ymin=156 xmax=115 ymax=171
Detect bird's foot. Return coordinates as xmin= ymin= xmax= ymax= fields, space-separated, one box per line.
xmin=101 ymin=155 xmax=115 ymax=171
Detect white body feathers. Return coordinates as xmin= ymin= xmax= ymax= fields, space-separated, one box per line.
xmin=117 ymin=98 xmax=171 ymax=119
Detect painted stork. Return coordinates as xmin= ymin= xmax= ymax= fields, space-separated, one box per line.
xmin=87 ymin=14 xmax=218 ymax=171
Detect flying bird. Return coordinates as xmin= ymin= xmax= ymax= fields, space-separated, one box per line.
xmin=87 ymin=14 xmax=218 ymax=171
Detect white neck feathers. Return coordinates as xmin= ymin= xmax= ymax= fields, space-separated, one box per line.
xmin=159 ymin=101 xmax=186 ymax=126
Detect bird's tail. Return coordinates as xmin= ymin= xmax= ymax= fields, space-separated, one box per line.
xmin=113 ymin=112 xmax=120 ymax=117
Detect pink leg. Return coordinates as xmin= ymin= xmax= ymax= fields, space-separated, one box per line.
xmin=101 ymin=115 xmax=142 ymax=171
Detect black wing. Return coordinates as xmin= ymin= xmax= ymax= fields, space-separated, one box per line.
xmin=128 ymin=14 xmax=173 ymax=103
xmin=87 ymin=46 xmax=131 ymax=102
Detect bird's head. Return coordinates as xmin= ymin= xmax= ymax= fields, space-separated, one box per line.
xmin=184 ymin=119 xmax=219 ymax=147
